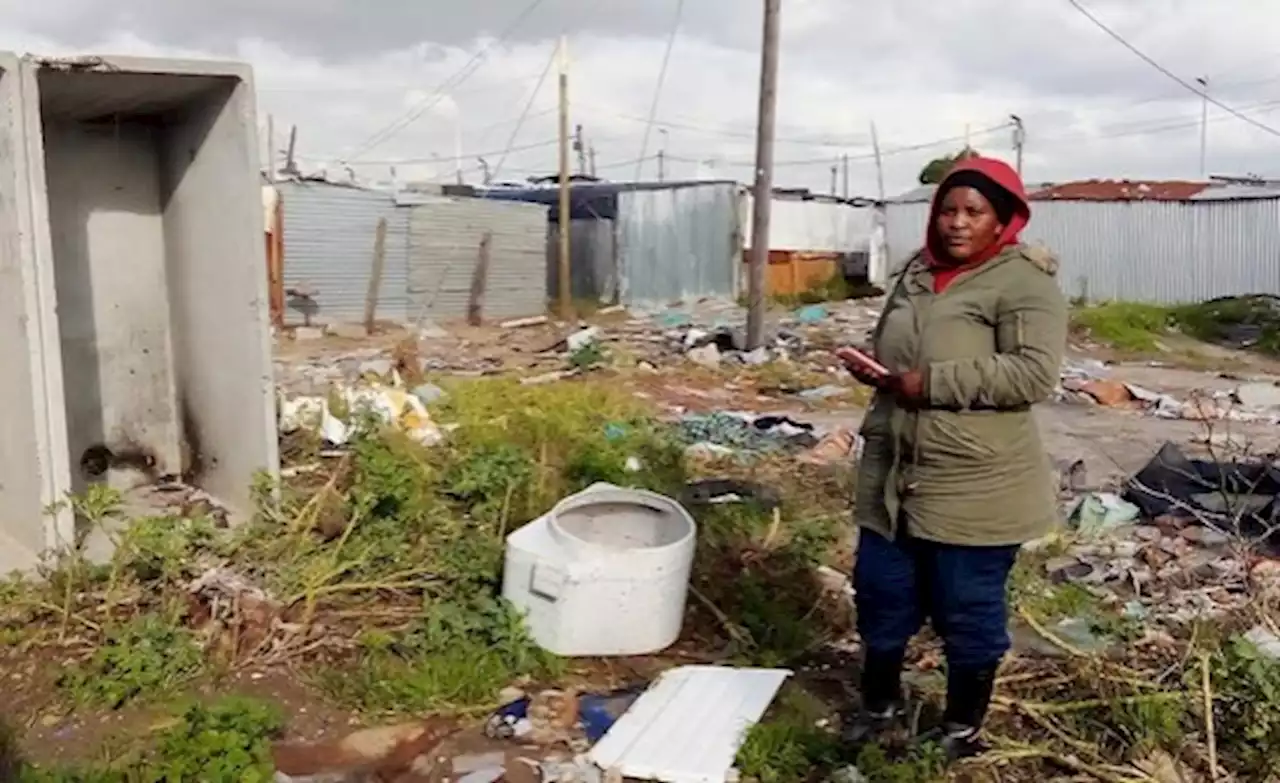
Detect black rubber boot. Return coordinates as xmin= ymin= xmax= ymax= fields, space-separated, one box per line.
xmin=842 ymin=648 xmax=907 ymax=746
xmin=918 ymin=665 xmax=998 ymax=761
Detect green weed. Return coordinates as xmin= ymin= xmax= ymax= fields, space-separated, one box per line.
xmin=19 ymin=696 xmax=283 ymax=782
xmin=1203 ymin=635 xmax=1280 ymax=776
xmin=1071 ymin=301 xmax=1174 ymax=353
xmin=853 ymin=742 xmax=947 ymax=783
xmin=736 ymin=687 xmax=840 ymax=783
xmin=57 ymin=615 xmax=202 ymax=709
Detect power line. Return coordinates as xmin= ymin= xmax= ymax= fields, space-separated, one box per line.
xmin=587 ymin=106 xmax=871 ymax=148
xmin=1035 ymin=97 xmax=1280 ymax=146
xmin=339 ymin=138 xmax=559 ymax=166
xmin=493 ymin=42 xmax=559 ymax=180
xmin=1063 ymin=0 xmax=1280 ymax=139
xmin=663 ymin=123 xmax=1010 ymax=169
xmin=635 ymin=0 xmax=686 ymax=180
xmin=345 ymin=0 xmax=554 ymax=160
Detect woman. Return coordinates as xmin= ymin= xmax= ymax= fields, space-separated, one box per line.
xmin=841 ymin=156 xmax=1067 ymax=759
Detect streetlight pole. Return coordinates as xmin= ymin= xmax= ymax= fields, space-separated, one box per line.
xmin=1197 ymin=76 xmax=1209 ymax=178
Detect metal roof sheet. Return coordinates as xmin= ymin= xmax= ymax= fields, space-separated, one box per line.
xmin=1032 ymin=179 xmax=1211 ymax=201
xmin=587 ymin=666 xmax=791 ymax=783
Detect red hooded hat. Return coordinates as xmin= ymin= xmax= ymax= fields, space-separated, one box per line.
xmin=924 ymin=156 xmax=1031 ymax=274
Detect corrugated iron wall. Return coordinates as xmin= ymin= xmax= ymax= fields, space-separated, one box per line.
xmin=279 ymin=182 xmax=409 ymax=325
xmin=744 ymin=196 xmax=875 ymax=252
xmin=884 ymin=197 xmax=1280 ymax=303
xmin=617 ymin=183 xmax=740 ymax=305
xmin=407 ymin=197 xmax=549 ymax=321
xmin=548 ymin=218 xmax=617 ymax=303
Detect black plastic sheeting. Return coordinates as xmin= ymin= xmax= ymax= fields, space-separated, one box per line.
xmin=1122 ymin=441 xmax=1280 ymax=544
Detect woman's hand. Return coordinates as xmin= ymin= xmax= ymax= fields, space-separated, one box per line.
xmin=886 ymin=370 xmax=925 ymax=401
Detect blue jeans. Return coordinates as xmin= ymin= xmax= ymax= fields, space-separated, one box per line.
xmin=854 ymin=528 xmax=1019 ymax=670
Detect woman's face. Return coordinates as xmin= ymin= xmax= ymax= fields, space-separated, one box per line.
xmin=935 ymin=186 xmax=1005 ymax=262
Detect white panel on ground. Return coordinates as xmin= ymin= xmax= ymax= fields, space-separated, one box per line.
xmin=587 ymin=666 xmax=792 ymax=783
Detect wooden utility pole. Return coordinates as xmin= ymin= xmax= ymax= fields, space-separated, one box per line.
xmin=829 ymin=163 xmax=838 ymax=196
xmin=1011 ymin=114 xmax=1025 ymax=177
xmin=364 ymin=218 xmax=388 ymax=333
xmin=557 ymin=36 xmax=573 ymax=320
xmin=589 ymin=146 xmax=597 ymax=177
xmin=657 ymin=150 xmax=666 ymax=182
xmin=841 ymin=154 xmax=849 ymax=199
xmin=746 ymin=0 xmax=782 ymax=350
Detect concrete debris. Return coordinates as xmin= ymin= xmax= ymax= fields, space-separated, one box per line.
xmin=326 ymin=323 xmax=370 ymax=340
xmin=293 ymin=326 xmax=325 ymax=341
xmin=502 ymin=315 xmax=550 ymax=329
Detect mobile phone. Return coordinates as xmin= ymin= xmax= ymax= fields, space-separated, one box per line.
xmin=836 ymin=346 xmax=890 ymax=378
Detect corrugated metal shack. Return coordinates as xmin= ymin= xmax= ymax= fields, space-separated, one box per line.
xmin=276 ymin=180 xmax=410 ymax=325
xmin=884 ymin=179 xmax=1280 ymax=304
xmin=397 ymin=190 xmax=549 ymax=322
xmin=479 ymin=180 xmax=743 ymax=306
xmin=742 ymin=190 xmax=878 ymax=295
xmin=273 ymin=180 xmax=549 ymax=326
xmin=480 ymin=180 xmax=880 ymax=305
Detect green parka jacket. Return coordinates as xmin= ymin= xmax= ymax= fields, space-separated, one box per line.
xmin=853 ymin=244 xmax=1069 ymax=546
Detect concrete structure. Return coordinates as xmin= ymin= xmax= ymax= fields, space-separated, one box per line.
xmin=1 ymin=53 xmax=278 ymax=573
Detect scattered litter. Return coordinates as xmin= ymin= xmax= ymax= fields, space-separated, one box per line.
xmin=412 ymin=382 xmax=447 ymax=405
xmin=740 ymin=347 xmax=771 ymax=366
xmin=686 ymin=344 xmax=722 ymax=368
xmin=523 ymin=370 xmax=574 ymax=386
xmin=796 ymin=384 xmax=848 ymax=401
xmin=566 ymin=327 xmax=602 ymax=353
xmin=1244 ymin=626 xmax=1280 ymax=659
xmin=1069 ymin=492 xmax=1139 ymax=537
xmin=587 ymin=666 xmax=791 ymax=783
xmin=676 ymin=412 xmax=816 ymax=456
xmin=799 ymin=428 xmax=858 ymax=466
xmin=682 ymin=478 xmax=781 ymax=509
xmin=794 ymin=304 xmax=828 ymax=324
xmin=1235 ymin=381 xmax=1280 ymax=410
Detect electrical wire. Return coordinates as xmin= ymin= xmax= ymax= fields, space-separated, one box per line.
xmin=1034 ymin=97 xmax=1280 ymax=146
xmin=634 ymin=0 xmax=686 ymax=180
xmin=661 ymin=123 xmax=1011 ymax=169
xmin=345 ymin=0 xmax=554 ymax=160
xmin=492 ymin=42 xmax=560 ymax=180
xmin=340 ymin=138 xmax=559 ymax=167
xmin=586 ymin=106 xmax=871 ymax=148
xmin=1063 ymin=0 xmax=1280 ymax=139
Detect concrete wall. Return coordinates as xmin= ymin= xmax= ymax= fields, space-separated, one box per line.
xmin=43 ymin=119 xmax=183 ymax=482
xmin=0 ymin=54 xmax=279 ymax=571
xmin=0 ymin=53 xmax=72 ymax=573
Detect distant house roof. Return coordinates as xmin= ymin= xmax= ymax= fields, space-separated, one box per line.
xmin=1032 ymin=180 xmax=1212 ymax=201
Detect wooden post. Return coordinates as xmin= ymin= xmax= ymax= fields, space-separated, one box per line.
xmin=468 ymin=232 xmax=493 ymax=326
xmin=556 ymin=36 xmax=573 ymax=320
xmin=364 ymin=217 xmax=388 ymax=333
xmin=746 ymin=0 xmax=782 ymax=350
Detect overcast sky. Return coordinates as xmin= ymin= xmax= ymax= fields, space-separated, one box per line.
xmin=1 ymin=0 xmax=1278 ymax=196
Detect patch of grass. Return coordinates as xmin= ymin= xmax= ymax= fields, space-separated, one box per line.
xmin=57 ymin=615 xmax=203 ymax=709
xmin=1171 ymin=296 xmax=1280 ymax=355
xmin=852 ymin=742 xmax=947 ymax=783
xmin=1071 ymin=301 xmax=1175 ymax=353
xmin=19 ymin=696 xmax=284 ymax=782
xmin=319 ymin=593 xmax=563 ymax=714
xmin=736 ymin=687 xmax=840 ymax=783
xmin=1203 ymin=634 xmax=1280 ymax=777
